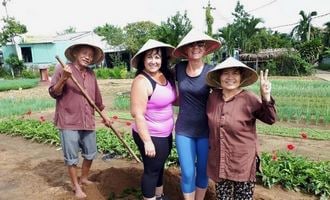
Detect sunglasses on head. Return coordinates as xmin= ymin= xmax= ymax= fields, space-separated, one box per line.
xmin=188 ymin=41 xmax=206 ymax=48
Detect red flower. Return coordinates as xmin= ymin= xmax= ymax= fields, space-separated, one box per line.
xmin=126 ymin=121 xmax=132 ymax=126
xmin=26 ymin=109 xmax=32 ymax=116
xmin=272 ymin=154 xmax=278 ymax=161
xmin=287 ymin=144 xmax=295 ymax=151
xmin=272 ymin=150 xmax=278 ymax=161
xmin=39 ymin=116 xmax=46 ymax=122
xmin=112 ymin=116 xmax=118 ymax=120
xmin=300 ymin=132 xmax=308 ymax=139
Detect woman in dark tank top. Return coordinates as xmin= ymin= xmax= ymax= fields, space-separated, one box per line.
xmin=172 ymin=29 xmax=221 ymax=200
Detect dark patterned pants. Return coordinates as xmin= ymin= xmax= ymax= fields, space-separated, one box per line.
xmin=215 ymin=179 xmax=255 ymax=200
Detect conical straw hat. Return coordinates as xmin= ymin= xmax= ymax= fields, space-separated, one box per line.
xmin=130 ymin=39 xmax=175 ymax=68
xmin=206 ymin=57 xmax=258 ymax=88
xmin=173 ymin=28 xmax=221 ymax=58
xmin=65 ymin=42 xmax=104 ymax=65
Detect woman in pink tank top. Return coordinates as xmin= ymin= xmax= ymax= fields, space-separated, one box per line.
xmin=130 ymin=39 xmax=176 ymax=200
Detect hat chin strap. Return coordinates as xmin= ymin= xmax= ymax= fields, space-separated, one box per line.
xmin=239 ymin=79 xmax=247 ymax=87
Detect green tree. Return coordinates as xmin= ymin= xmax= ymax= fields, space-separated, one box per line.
xmin=217 ymin=24 xmax=236 ymax=56
xmin=0 ymin=17 xmax=27 ymax=46
xmin=4 ymin=54 xmax=25 ymax=76
xmin=155 ymin=11 xmax=192 ymax=46
xmin=245 ymin=29 xmax=292 ymax=52
xmin=94 ymin=23 xmax=125 ymax=46
xmin=124 ymin=21 xmax=158 ymax=54
xmin=296 ymin=38 xmax=322 ymax=64
xmin=322 ymin=22 xmax=330 ymax=48
xmin=291 ymin=10 xmax=317 ymax=42
xmin=216 ymin=1 xmax=263 ymax=54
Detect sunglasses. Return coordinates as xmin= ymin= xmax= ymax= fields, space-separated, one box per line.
xmin=188 ymin=41 xmax=206 ymax=48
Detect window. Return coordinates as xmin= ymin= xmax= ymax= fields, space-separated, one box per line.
xmin=21 ymin=47 xmax=33 ymax=63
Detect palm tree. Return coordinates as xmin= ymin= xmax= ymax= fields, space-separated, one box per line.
xmin=291 ymin=10 xmax=317 ymax=41
xmin=217 ymin=25 xmax=236 ymax=56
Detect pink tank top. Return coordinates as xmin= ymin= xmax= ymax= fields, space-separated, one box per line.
xmin=133 ymin=79 xmax=176 ymax=137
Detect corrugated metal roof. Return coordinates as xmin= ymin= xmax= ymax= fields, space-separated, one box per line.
xmin=15 ymin=31 xmax=126 ymax=52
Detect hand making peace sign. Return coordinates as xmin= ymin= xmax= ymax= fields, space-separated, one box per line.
xmin=260 ymin=69 xmax=271 ymax=102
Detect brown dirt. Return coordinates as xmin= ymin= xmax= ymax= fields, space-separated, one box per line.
xmin=0 ymin=79 xmax=328 ymax=200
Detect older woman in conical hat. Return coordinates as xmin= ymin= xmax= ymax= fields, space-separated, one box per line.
xmin=172 ymin=28 xmax=221 ymax=200
xmin=130 ymin=39 xmax=176 ymax=200
xmin=206 ymin=57 xmax=277 ymax=200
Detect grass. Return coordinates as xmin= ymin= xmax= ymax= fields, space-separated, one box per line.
xmin=0 ymin=98 xmax=55 ymax=118
xmin=0 ymin=79 xmax=40 ymax=91
xmin=247 ymin=79 xmax=330 ymax=125
xmin=257 ymin=122 xmax=330 ymax=140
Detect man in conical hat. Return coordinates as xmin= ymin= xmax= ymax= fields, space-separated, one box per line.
xmin=49 ymin=42 xmax=111 ymax=199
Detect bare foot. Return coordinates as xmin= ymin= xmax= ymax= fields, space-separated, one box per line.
xmin=79 ymin=178 xmax=94 ymax=185
xmin=74 ymin=187 xmax=87 ymax=199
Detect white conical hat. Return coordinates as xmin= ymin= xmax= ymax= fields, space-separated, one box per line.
xmin=65 ymin=42 xmax=104 ymax=65
xmin=206 ymin=57 xmax=258 ymax=88
xmin=130 ymin=39 xmax=175 ymax=68
xmin=172 ymin=28 xmax=221 ymax=58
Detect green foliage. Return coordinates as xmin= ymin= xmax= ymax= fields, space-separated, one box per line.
xmin=95 ymin=67 xmax=128 ymax=79
xmin=0 ymin=97 xmax=54 ymax=118
xmin=216 ymin=1 xmax=264 ymax=55
xmin=155 ymin=11 xmax=192 ymax=46
xmin=0 ymin=17 xmax=27 ymax=46
xmin=248 ymin=79 xmax=330 ymax=124
xmin=0 ymin=119 xmax=60 ymax=145
xmin=260 ymin=151 xmax=330 ymax=198
xmin=0 ymin=78 xmax=39 ymax=91
xmin=0 ymin=118 xmax=328 ymax=198
xmin=264 ymin=52 xmax=314 ymax=75
xmin=124 ymin=21 xmax=159 ymax=54
xmin=290 ymin=10 xmax=318 ymax=42
xmin=5 ymin=54 xmax=25 ymax=76
xmin=318 ymin=63 xmax=330 ymax=70
xmin=48 ymin=64 xmax=56 ymax=77
xmin=107 ymin=188 xmax=143 ymax=199
xmin=20 ymin=68 xmax=40 ymax=79
xmin=296 ymin=38 xmax=323 ymax=64
xmin=96 ymin=128 xmax=139 ymax=158
xmin=322 ymin=22 xmax=330 ymax=48
xmin=0 ymin=66 xmax=11 ymax=78
xmin=245 ymin=30 xmax=292 ymax=53
xmin=257 ymin=123 xmax=330 ymax=140
xmin=94 ymin=24 xmax=125 ymax=46
xmin=95 ymin=68 xmax=111 ymax=79
xmin=113 ymin=94 xmax=130 ymax=110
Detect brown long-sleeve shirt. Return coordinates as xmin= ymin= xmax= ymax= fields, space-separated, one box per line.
xmin=49 ymin=64 xmax=105 ymax=130
xmin=206 ymin=89 xmax=276 ymax=182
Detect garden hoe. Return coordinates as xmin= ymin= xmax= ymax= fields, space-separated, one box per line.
xmin=55 ymin=56 xmax=141 ymax=163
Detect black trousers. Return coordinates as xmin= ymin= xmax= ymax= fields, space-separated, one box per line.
xmin=132 ymin=130 xmax=172 ymax=198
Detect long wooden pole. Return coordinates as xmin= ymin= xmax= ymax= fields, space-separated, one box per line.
xmin=55 ymin=56 xmax=141 ymax=163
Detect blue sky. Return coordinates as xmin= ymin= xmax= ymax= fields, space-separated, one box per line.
xmin=1 ymin=0 xmax=329 ymax=35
